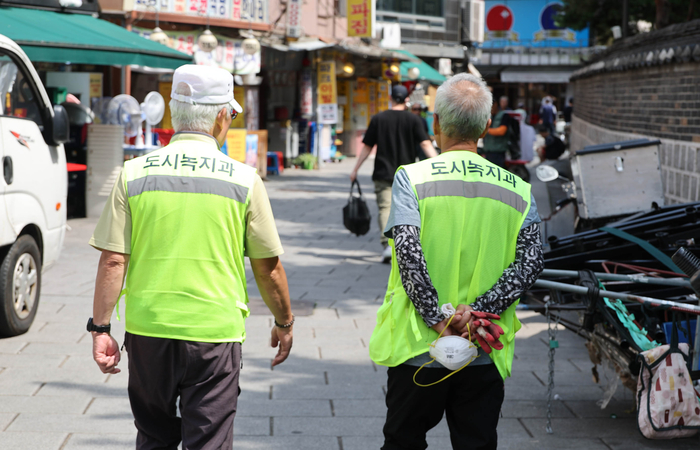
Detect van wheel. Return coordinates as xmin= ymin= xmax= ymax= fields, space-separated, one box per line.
xmin=0 ymin=236 xmax=42 ymax=336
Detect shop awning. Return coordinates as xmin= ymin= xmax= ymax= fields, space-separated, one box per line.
xmin=395 ymin=50 xmax=447 ymax=85
xmin=0 ymin=7 xmax=192 ymax=69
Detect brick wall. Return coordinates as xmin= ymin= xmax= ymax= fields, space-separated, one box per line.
xmin=571 ymin=116 xmax=700 ymax=204
xmin=573 ymin=62 xmax=700 ymax=143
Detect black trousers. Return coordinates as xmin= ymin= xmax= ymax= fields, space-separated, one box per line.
xmin=125 ymin=332 xmax=242 ymax=450
xmin=382 ymin=363 xmax=504 ymax=450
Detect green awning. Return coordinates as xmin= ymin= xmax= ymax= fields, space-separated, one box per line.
xmin=395 ymin=49 xmax=447 ymax=85
xmin=0 ymin=7 xmax=192 ymax=69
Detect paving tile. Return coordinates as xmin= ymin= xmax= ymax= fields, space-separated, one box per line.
xmin=0 ymin=432 xmax=68 ymax=450
xmin=332 ymin=399 xmax=386 ymax=417
xmin=236 ymin=399 xmax=332 ymax=417
xmin=7 ymin=413 xmax=135 ymax=434
xmin=233 ymin=417 xmax=271 ymax=436
xmin=273 ymin=417 xmax=384 ymax=436
xmin=0 ymin=395 xmax=92 ymax=414
xmin=520 ymin=417 xmax=641 ymax=439
xmin=63 ymin=433 xmax=136 ymax=450
xmin=231 ymin=436 xmax=340 ymax=449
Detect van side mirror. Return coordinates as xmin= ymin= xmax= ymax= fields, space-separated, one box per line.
xmin=48 ymin=104 xmax=70 ymax=146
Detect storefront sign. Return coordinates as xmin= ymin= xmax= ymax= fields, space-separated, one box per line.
xmin=173 ymin=0 xmax=186 ymax=12
xmin=317 ymin=61 xmax=338 ymax=124
xmin=483 ymin=1 xmax=588 ymax=48
xmin=354 ymin=77 xmax=369 ymax=103
xmin=208 ymin=0 xmax=229 ymax=18
xmin=245 ymin=133 xmax=258 ymax=168
xmin=135 ymin=0 xmax=265 ymax=23
xmin=300 ymin=70 xmax=313 ymax=117
xmin=368 ymin=80 xmax=377 ymax=118
xmin=338 ymin=80 xmax=351 ymax=132
xmin=231 ymin=0 xmax=241 ymax=19
xmin=89 ymin=73 xmax=103 ymax=99
xmin=347 ymin=0 xmax=372 ymax=37
xmin=133 ymin=27 xmax=260 ymax=74
xmin=225 ymin=128 xmax=247 ymax=161
xmin=377 ymin=80 xmax=390 ymax=112
xmin=286 ymin=0 xmax=302 ymax=38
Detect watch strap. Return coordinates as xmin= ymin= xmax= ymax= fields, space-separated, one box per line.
xmin=87 ymin=317 xmax=111 ymax=334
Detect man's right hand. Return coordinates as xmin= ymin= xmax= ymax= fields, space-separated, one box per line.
xmin=271 ymin=325 xmax=293 ymax=367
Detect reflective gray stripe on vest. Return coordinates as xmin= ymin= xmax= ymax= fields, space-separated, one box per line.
xmin=414 ymin=180 xmax=527 ymax=214
xmin=127 ymin=175 xmax=248 ymax=203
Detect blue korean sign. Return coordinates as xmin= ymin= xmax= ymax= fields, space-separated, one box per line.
xmin=481 ymin=1 xmax=589 ymax=48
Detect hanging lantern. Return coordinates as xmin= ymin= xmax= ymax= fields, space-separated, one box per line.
xmin=242 ymin=37 xmax=261 ymax=55
xmin=389 ymin=63 xmax=400 ymax=75
xmin=342 ymin=62 xmax=355 ymax=77
xmin=198 ymin=29 xmax=218 ymax=52
xmin=407 ymin=67 xmax=420 ymax=80
xmin=150 ymin=27 xmax=169 ymax=46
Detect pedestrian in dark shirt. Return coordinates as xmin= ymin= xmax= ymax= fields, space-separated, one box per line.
xmin=537 ymin=125 xmax=565 ymax=161
xmin=539 ymin=97 xmax=556 ymax=135
xmin=563 ymin=98 xmax=573 ymax=123
xmin=350 ymin=85 xmax=437 ymax=263
xmin=482 ymin=97 xmax=513 ymax=168
xmin=411 ymin=103 xmax=431 ymax=161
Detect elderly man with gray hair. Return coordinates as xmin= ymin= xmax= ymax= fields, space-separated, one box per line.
xmin=88 ymin=65 xmax=293 ymax=449
xmin=369 ymin=73 xmax=544 ymax=450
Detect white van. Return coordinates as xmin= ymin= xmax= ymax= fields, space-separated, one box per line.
xmin=0 ymin=34 xmax=69 ymax=336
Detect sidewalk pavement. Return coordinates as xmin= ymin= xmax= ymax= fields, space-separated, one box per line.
xmin=0 ymin=158 xmax=697 ymax=449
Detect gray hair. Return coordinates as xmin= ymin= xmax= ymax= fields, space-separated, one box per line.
xmin=434 ymin=73 xmax=492 ymax=143
xmin=169 ymin=82 xmax=227 ymax=133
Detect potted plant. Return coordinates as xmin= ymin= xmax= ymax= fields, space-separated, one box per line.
xmin=293 ymin=153 xmax=317 ymax=170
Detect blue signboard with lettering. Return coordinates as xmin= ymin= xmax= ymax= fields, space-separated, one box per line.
xmin=481 ymin=1 xmax=589 ymax=48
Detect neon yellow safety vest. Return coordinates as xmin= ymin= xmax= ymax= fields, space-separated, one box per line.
xmin=369 ymin=151 xmax=532 ymax=379
xmin=122 ymin=132 xmax=257 ymax=343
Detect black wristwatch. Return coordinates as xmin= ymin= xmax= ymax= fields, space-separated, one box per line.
xmin=86 ymin=318 xmax=111 ymax=334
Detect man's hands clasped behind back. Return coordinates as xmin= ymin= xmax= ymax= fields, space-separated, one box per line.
xmin=431 ymin=304 xmax=505 ymax=354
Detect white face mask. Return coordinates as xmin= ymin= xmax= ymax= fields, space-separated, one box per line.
xmin=429 ymin=335 xmax=479 ymax=371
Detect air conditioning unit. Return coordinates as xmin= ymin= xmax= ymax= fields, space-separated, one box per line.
xmin=461 ymin=0 xmax=485 ymax=45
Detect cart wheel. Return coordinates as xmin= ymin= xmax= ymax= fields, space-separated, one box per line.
xmin=508 ymin=165 xmax=530 ymax=183
xmin=0 ymin=235 xmax=42 ymax=336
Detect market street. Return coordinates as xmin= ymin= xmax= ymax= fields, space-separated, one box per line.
xmin=0 ymin=160 xmax=695 ymax=449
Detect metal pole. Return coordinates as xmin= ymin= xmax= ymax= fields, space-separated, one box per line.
xmin=533 ymin=279 xmax=700 ymax=314
xmin=622 ymin=0 xmax=629 ymax=38
xmin=540 ymin=269 xmax=692 ymax=288
xmin=694 ymin=319 xmax=700 ymax=370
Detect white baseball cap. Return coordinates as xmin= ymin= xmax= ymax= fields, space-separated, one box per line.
xmin=171 ymin=64 xmax=242 ymax=113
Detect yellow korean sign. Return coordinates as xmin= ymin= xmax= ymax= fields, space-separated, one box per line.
xmin=317 ymin=61 xmax=338 ymax=124
xmin=377 ymin=80 xmax=390 ymax=112
xmin=348 ymin=0 xmax=372 ymax=37
xmin=368 ymin=80 xmax=377 ymax=118
xmin=354 ymin=77 xmax=369 ymax=103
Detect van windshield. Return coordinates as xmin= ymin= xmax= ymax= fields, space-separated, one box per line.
xmin=0 ymin=57 xmax=43 ymax=128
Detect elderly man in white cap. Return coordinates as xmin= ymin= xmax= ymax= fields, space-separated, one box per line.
xmin=87 ymin=65 xmax=294 ymax=449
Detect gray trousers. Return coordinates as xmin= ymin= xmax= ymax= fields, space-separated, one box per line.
xmin=374 ymin=180 xmax=393 ymax=247
xmin=125 ymin=332 xmax=242 ymax=450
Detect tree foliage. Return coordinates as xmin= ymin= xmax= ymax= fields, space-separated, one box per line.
xmin=558 ymin=0 xmax=700 ymax=45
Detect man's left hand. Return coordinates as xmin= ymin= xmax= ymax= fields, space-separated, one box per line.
xmin=92 ymin=333 xmax=121 ymax=374
xmin=271 ymin=326 xmax=293 ymax=367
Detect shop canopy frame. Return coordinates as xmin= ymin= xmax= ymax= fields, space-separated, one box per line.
xmin=394 ymin=49 xmax=446 ymax=85
xmin=0 ymin=6 xmax=191 ymax=69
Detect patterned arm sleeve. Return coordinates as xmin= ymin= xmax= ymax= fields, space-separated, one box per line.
xmin=393 ymin=225 xmax=445 ymax=328
xmin=470 ymin=223 xmax=544 ymax=315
